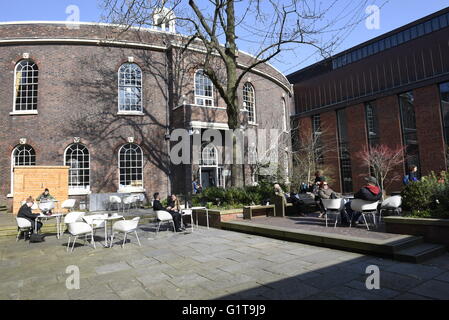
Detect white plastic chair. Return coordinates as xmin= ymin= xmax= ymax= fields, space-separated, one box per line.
xmin=83 ymin=214 xmax=107 ymax=241
xmin=109 ymin=195 xmax=122 ymax=213
xmin=38 ymin=201 xmax=55 ymax=214
xmin=379 ymin=196 xmax=402 ymax=222
xmin=61 ymin=199 xmax=77 ymax=212
xmin=122 ymin=196 xmax=137 ymax=214
xmin=155 ymin=210 xmax=176 ymax=235
xmin=111 ymin=217 xmax=141 ymax=248
xmin=321 ymin=198 xmax=345 ymax=228
xmin=66 ymin=222 xmax=95 ymax=253
xmin=16 ymin=217 xmax=32 ymax=242
xmin=350 ymin=199 xmax=379 ymax=230
xmin=61 ymin=211 xmax=85 ymax=236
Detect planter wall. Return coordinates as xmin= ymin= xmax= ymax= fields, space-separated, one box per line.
xmin=192 ymin=208 xmax=243 ymax=228
xmin=384 ymin=216 xmax=449 ymax=250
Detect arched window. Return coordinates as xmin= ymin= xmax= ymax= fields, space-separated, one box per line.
xmin=243 ymin=83 xmax=256 ymax=123
xmin=282 ymin=98 xmax=287 ymax=132
xmin=118 ymin=63 xmax=143 ymax=112
xmin=14 ymin=60 xmax=38 ymax=112
xmin=119 ymin=143 xmax=143 ymax=188
xmin=13 ymin=144 xmax=36 ymax=166
xmin=195 ymin=70 xmax=214 ymax=106
xmin=65 ymin=144 xmax=90 ymax=190
xmin=201 ymin=143 xmax=218 ymax=166
xmin=10 ymin=144 xmax=36 ymax=195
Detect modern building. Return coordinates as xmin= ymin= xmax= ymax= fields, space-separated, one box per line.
xmin=0 ymin=20 xmax=293 ymax=211
xmin=288 ymin=7 xmax=449 ymax=193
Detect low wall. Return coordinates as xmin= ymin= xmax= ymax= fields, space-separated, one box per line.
xmin=192 ymin=208 xmax=243 ymax=228
xmin=384 ymin=216 xmax=449 ymax=250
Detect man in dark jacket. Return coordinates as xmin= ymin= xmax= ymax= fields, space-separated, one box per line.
xmin=343 ymin=176 xmax=382 ymax=225
xmin=153 ymin=192 xmax=183 ymax=232
xmin=17 ymin=196 xmax=42 ymax=234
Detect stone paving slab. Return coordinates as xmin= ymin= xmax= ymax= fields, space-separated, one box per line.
xmin=1 ymin=223 xmax=449 ymax=300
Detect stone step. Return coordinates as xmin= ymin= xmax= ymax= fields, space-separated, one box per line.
xmin=390 ymin=236 xmax=424 ymax=252
xmin=394 ymin=243 xmax=447 ymax=263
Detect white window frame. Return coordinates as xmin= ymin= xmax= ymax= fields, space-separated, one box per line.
xmin=118 ymin=143 xmax=144 ymax=192
xmin=118 ymin=63 xmax=143 ymax=114
xmin=12 ymin=60 xmax=38 ymax=114
xmin=9 ymin=144 xmax=36 ymax=197
xmin=282 ymin=98 xmax=288 ymax=132
xmin=243 ymin=82 xmax=256 ymax=124
xmin=194 ymin=70 xmax=214 ymax=107
xmin=64 ymin=143 xmax=91 ymax=195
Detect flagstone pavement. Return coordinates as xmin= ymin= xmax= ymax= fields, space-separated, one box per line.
xmin=1 ymin=223 xmax=449 ymax=300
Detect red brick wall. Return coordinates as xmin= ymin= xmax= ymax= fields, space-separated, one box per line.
xmin=347 ymin=104 xmax=370 ymax=192
xmin=320 ymin=111 xmax=341 ymax=192
xmin=414 ymin=85 xmax=447 ymax=176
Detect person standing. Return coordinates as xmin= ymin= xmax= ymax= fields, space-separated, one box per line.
xmin=403 ymin=165 xmax=419 ymax=185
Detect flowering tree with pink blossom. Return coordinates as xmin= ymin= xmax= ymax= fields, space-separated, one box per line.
xmin=356 ymin=144 xmax=405 ymax=196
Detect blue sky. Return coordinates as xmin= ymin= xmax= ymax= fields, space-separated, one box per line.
xmin=0 ymin=0 xmax=447 ymax=74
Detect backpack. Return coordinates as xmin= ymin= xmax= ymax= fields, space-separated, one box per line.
xmin=29 ymin=233 xmax=45 ymax=243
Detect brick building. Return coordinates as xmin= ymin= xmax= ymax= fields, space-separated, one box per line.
xmin=288 ymin=7 xmax=449 ymax=194
xmin=0 ymin=21 xmax=293 ymax=212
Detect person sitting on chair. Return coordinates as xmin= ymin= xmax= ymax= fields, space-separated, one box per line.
xmin=18 ymin=196 xmax=42 ymax=235
xmin=153 ymin=192 xmax=183 ymax=232
xmin=36 ymin=188 xmax=56 ymax=215
xmin=317 ymin=181 xmax=341 ymax=218
xmin=343 ymin=176 xmax=382 ymax=226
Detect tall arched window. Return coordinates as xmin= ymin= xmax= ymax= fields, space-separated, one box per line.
xmin=10 ymin=144 xmax=36 ymax=195
xmin=13 ymin=144 xmax=36 ymax=166
xmin=118 ymin=63 xmax=143 ymax=112
xmin=119 ymin=143 xmax=143 ymax=189
xmin=14 ymin=60 xmax=38 ymax=112
xmin=201 ymin=143 xmax=218 ymax=166
xmin=195 ymin=70 xmax=214 ymax=106
xmin=243 ymin=83 xmax=256 ymax=123
xmin=65 ymin=144 xmax=90 ymax=190
xmin=282 ymin=98 xmax=287 ymax=132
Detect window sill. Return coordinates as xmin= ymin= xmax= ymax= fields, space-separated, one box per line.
xmin=7 ymin=193 xmax=13 ymax=198
xmin=10 ymin=110 xmax=38 ymax=116
xmin=118 ymin=187 xmax=146 ymax=193
xmin=190 ymin=104 xmax=224 ymax=109
xmin=68 ymin=188 xmax=91 ymax=196
xmin=117 ymin=111 xmax=144 ymax=116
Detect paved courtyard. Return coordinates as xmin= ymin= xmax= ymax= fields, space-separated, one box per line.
xmin=1 ymin=223 xmax=449 ymax=300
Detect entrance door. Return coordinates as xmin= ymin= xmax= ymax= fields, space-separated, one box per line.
xmin=200 ymin=168 xmax=217 ymax=188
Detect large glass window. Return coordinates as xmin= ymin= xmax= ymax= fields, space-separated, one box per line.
xmin=337 ymin=109 xmax=353 ymax=193
xmin=14 ymin=60 xmax=38 ymax=112
xmin=312 ymin=114 xmax=324 ymax=165
xmin=118 ymin=63 xmax=142 ymax=112
xmin=201 ymin=143 xmax=218 ymax=166
xmin=365 ymin=101 xmax=379 ymax=147
xmin=119 ymin=144 xmax=143 ymax=188
xmin=243 ymin=82 xmax=256 ymax=124
xmin=439 ymin=82 xmax=449 ymax=168
xmin=399 ymin=91 xmax=420 ymax=173
xmin=65 ymin=144 xmax=90 ymax=189
xmin=195 ymin=70 xmax=214 ymax=106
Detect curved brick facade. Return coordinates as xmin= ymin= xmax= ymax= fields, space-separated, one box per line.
xmin=0 ymin=22 xmax=293 ymax=211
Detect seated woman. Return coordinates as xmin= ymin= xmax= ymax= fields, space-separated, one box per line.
xmin=317 ymin=181 xmax=341 ymax=218
xmin=166 ymin=194 xmax=189 ymax=229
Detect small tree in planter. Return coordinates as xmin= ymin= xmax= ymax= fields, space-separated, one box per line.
xmin=356 ymin=144 xmax=405 ymax=196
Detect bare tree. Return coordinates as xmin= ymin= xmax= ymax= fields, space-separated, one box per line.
xmin=356 ymin=144 xmax=405 ymax=196
xmin=101 ymin=0 xmax=379 ymax=186
xmin=290 ymin=126 xmax=338 ymax=191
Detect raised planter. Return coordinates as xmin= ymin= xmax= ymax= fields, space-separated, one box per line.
xmin=384 ymin=216 xmax=449 ymax=250
xmin=243 ymin=205 xmax=275 ymax=219
xmin=192 ymin=208 xmax=243 ymax=228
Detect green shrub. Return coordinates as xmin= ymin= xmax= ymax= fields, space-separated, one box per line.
xmin=402 ymin=171 xmax=449 ymax=219
xmin=191 ymin=181 xmax=276 ymax=209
